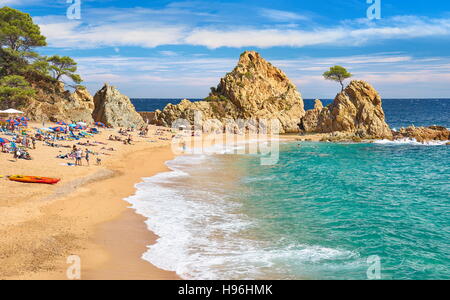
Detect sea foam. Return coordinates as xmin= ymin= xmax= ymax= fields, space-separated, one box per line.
xmin=374 ymin=138 xmax=449 ymax=146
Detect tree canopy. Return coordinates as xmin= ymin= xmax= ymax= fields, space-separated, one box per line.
xmin=323 ymin=66 xmax=352 ymax=92
xmin=0 ymin=75 xmax=35 ymax=107
xmin=47 ymin=55 xmax=82 ymax=86
xmin=0 ymin=6 xmax=82 ymax=88
xmin=0 ymin=7 xmax=46 ymax=52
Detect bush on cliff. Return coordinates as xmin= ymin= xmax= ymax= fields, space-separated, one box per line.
xmin=47 ymin=55 xmax=82 ymax=87
xmin=0 ymin=75 xmax=35 ymax=108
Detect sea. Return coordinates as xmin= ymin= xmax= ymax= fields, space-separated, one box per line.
xmin=126 ymin=98 xmax=450 ymax=280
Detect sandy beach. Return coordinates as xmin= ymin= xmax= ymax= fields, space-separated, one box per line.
xmin=0 ymin=122 xmax=180 ymax=279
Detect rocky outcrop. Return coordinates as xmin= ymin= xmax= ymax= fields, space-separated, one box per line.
xmin=393 ymin=126 xmax=450 ymax=142
xmin=300 ymin=99 xmax=323 ymax=132
xmin=139 ymin=111 xmax=158 ymax=124
xmin=21 ymin=81 xmax=94 ymax=123
xmin=93 ymin=84 xmax=145 ymax=128
xmin=155 ymin=51 xmax=305 ymax=133
xmin=300 ymin=80 xmax=392 ymax=139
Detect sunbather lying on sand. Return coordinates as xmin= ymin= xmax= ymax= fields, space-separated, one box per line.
xmin=101 ymin=147 xmax=115 ymax=151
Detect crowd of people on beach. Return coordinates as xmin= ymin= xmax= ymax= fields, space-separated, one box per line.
xmin=108 ymin=127 xmax=144 ymax=144
xmin=1 ymin=118 xmax=156 ymax=168
xmin=1 ymin=124 xmax=35 ymax=161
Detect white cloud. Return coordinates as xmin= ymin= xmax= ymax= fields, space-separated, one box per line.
xmin=259 ymin=8 xmax=310 ymax=22
xmin=72 ymin=53 xmax=450 ymax=98
xmin=1 ymin=0 xmax=20 ymax=4
xmin=159 ymin=50 xmax=178 ymax=56
xmin=37 ymin=18 xmax=187 ymax=48
xmin=0 ymin=0 xmax=42 ymax=5
xmin=184 ymin=17 xmax=450 ymax=49
xmin=35 ymin=13 xmax=450 ymax=49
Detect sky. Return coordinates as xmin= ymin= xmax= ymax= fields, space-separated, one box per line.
xmin=2 ymin=0 xmax=450 ymax=98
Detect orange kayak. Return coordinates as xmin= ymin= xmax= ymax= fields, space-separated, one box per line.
xmin=9 ymin=175 xmax=60 ymax=185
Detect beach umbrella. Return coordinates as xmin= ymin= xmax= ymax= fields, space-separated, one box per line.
xmin=52 ymin=126 xmax=66 ymax=132
xmin=76 ymin=122 xmax=87 ymax=126
xmin=0 ymin=109 xmax=24 ymax=114
xmin=74 ymin=125 xmax=85 ymax=130
xmin=0 ymin=137 xmax=10 ymax=144
xmin=16 ymin=117 xmax=30 ymax=122
xmin=8 ymin=120 xmax=20 ymax=126
xmin=68 ymin=124 xmax=77 ymax=127
xmin=56 ymin=121 xmax=67 ymax=126
xmin=94 ymin=122 xmax=105 ymax=127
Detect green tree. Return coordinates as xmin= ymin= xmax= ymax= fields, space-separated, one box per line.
xmin=323 ymin=66 xmax=352 ymax=92
xmin=47 ymin=55 xmax=82 ymax=85
xmin=0 ymin=7 xmax=47 ymax=52
xmin=0 ymin=48 xmax=24 ymax=76
xmin=0 ymin=75 xmax=35 ymax=108
xmin=0 ymin=7 xmax=48 ymax=77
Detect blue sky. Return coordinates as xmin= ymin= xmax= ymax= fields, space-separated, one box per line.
xmin=3 ymin=0 xmax=450 ymax=98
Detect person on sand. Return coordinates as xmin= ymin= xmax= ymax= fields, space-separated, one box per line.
xmin=76 ymin=148 xmax=83 ymax=166
xmin=14 ymin=149 xmax=19 ymax=161
xmin=85 ymin=149 xmax=90 ymax=166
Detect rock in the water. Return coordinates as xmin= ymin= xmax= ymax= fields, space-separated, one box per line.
xmin=155 ymin=51 xmax=305 ymax=133
xmin=393 ymin=126 xmax=450 ymax=142
xmin=300 ymin=80 xmax=392 ymax=139
xmin=93 ymin=84 xmax=145 ymax=128
xmin=5 ymin=81 xmax=95 ymax=123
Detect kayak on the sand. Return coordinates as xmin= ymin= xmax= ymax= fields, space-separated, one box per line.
xmin=8 ymin=175 xmax=60 ymax=185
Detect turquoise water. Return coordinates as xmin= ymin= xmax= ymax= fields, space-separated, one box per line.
xmin=232 ymin=141 xmax=450 ymax=279
xmin=128 ymin=98 xmax=450 ymax=279
xmin=128 ymin=140 xmax=449 ymax=280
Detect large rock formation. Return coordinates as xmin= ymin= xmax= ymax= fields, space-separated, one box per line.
xmin=300 ymin=80 xmax=393 ymax=139
xmin=155 ymin=51 xmax=305 ymax=133
xmin=393 ymin=126 xmax=449 ymax=142
xmin=93 ymin=84 xmax=145 ymax=128
xmin=3 ymin=81 xmax=95 ymax=123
